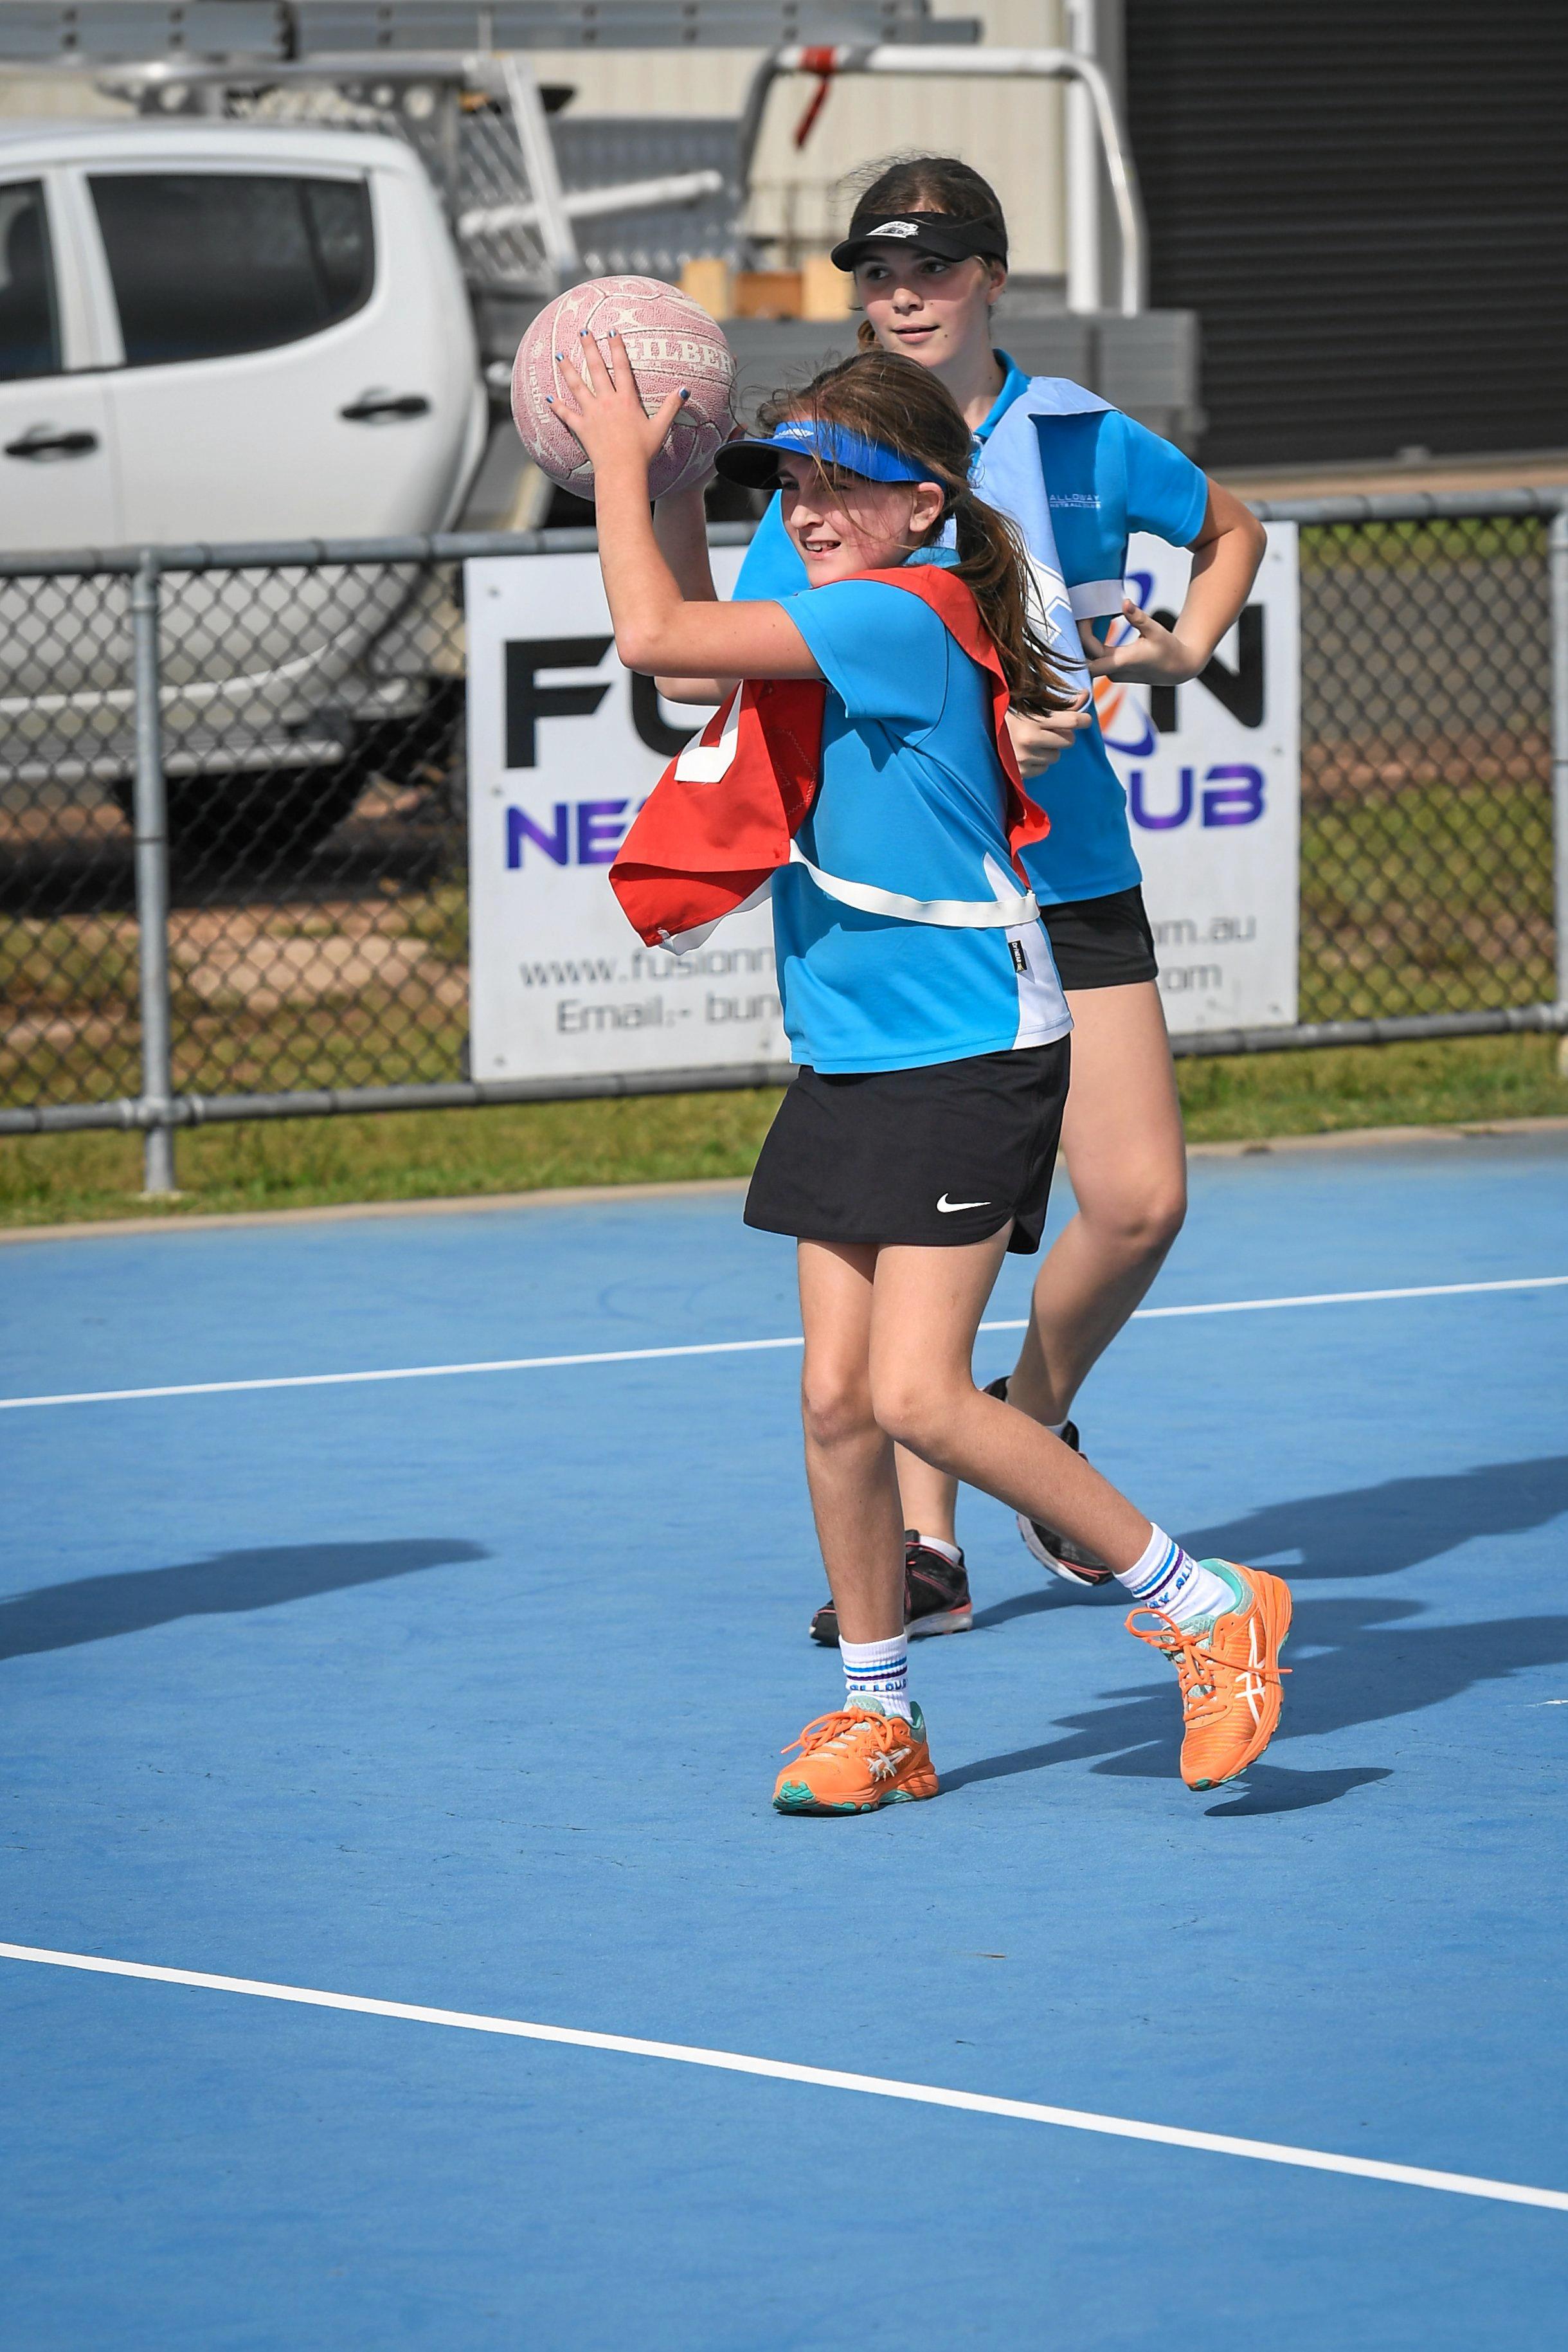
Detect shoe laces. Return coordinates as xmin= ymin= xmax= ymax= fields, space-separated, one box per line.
xmin=1125 ymin=1606 xmax=1288 ymax=1723
xmin=782 ymin=1708 xmax=908 ymax=1760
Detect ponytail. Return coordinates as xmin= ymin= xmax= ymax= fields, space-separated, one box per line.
xmin=951 ymin=488 xmax=1064 ymax=719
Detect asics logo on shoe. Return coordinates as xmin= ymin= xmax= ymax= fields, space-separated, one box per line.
xmin=936 ymin=1194 xmax=990 ymax=1212
xmin=1240 ymin=1620 xmax=1265 ymax=1721
xmin=869 ymin=1748 xmax=912 ymax=1778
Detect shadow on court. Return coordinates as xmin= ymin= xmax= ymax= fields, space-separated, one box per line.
xmin=971 ymin=1457 xmax=1568 ymax=1634
xmin=1200 ymin=1763 xmax=1393 ymax=1818
xmin=1182 ymin=1454 xmax=1568 ymax=1581
xmin=944 ymin=1591 xmax=1568 ymax=1810
xmin=0 ymin=1538 xmax=490 ymax=1663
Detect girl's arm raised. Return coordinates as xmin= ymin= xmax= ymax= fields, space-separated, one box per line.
xmin=554 ymin=332 xmax=820 ymax=689
xmin=650 ymin=482 xmax=736 ymax=704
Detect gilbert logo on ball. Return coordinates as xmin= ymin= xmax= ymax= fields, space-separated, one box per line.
xmin=512 ymin=276 xmax=737 ymax=501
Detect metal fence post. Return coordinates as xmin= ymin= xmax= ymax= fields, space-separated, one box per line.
xmin=130 ymin=555 xmax=177 ymax=1194
xmin=1551 ymin=505 xmax=1568 ymax=1065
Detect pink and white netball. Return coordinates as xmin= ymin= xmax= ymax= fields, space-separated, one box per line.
xmin=511 ymin=276 xmax=736 ymax=500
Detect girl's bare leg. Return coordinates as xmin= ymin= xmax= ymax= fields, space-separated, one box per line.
xmin=797 ymin=1239 xmax=906 ymax=1643
xmin=896 ymin=981 xmax=1185 ymax=1542
xmin=872 ymin=1235 xmax=1154 ymax=1572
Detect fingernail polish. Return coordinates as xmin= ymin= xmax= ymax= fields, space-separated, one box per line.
xmin=679 ymin=388 xmax=690 ymax=401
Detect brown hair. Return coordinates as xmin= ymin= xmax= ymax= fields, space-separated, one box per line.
xmin=756 ymin=348 xmax=1065 ymax=719
xmin=845 ymin=154 xmax=1007 ymax=354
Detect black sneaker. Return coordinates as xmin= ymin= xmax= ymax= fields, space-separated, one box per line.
xmin=807 ymin=1532 xmax=973 ymax=1646
xmin=984 ymin=1374 xmax=1116 ymax=1588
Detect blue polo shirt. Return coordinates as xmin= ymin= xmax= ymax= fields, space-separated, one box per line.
xmin=732 ymin=359 xmax=1209 ymax=905
xmin=764 ymin=561 xmax=1070 ymax=1074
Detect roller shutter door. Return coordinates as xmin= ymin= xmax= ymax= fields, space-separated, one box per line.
xmin=1123 ymin=2 xmax=1568 ymax=466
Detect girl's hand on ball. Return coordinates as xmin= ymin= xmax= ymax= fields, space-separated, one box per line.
xmin=550 ymin=329 xmax=688 ymax=480
xmin=653 ymin=417 xmax=743 ymax=505
xmin=1081 ymin=599 xmax=1205 ymax=686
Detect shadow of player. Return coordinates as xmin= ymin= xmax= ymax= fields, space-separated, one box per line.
xmin=0 ymin=1537 xmax=490 ymax=1664
xmin=1182 ymin=1453 xmax=1568 ymax=1582
xmin=972 ymin=1454 xmax=1568 ymax=1632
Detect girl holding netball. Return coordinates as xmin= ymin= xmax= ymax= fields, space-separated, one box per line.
xmin=552 ymin=330 xmax=1289 ymax=1807
xmin=731 ymin=156 xmax=1268 ymax=1636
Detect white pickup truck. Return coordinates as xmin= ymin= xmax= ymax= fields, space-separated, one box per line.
xmin=2 ymin=117 xmax=486 ymax=552
xmin=1 ymin=116 xmax=491 ymax=855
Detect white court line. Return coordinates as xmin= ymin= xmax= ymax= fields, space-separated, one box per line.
xmin=3 ymin=1273 xmax=1565 ymax=1414
xmin=1 ymin=1940 xmax=1563 ymax=2214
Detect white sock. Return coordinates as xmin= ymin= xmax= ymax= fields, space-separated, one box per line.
xmin=1044 ymin=1418 xmax=1070 ymax=1440
xmin=1115 ymin=1524 xmax=1232 ymax=1629
xmin=840 ymin=1633 xmax=912 ymax=1720
xmin=910 ymin=1533 xmax=961 ymax=1567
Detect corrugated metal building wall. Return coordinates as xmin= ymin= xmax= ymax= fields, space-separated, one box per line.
xmin=1124 ymin=1 xmax=1568 ymax=467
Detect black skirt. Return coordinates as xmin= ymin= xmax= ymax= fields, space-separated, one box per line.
xmin=744 ymin=1038 xmax=1070 ymax=1255
xmin=1041 ymin=885 xmax=1158 ymax=990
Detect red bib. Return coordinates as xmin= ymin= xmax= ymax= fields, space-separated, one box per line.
xmin=609 ymin=566 xmax=1050 ymax=951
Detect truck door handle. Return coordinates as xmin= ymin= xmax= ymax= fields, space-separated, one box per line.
xmin=4 ymin=426 xmax=100 ymax=460
xmin=339 ymin=392 xmax=431 ymax=422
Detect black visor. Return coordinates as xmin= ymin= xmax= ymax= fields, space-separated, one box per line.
xmin=829 ymin=208 xmax=1009 ymax=273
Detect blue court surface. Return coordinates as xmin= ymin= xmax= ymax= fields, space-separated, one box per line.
xmin=3 ymin=1128 xmax=1566 ymax=2348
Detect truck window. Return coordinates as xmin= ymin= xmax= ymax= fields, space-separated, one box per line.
xmin=0 ymin=182 xmax=60 ymax=380
xmin=89 ymin=173 xmax=374 ymax=367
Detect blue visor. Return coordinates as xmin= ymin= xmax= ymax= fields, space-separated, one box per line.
xmin=713 ymin=419 xmax=931 ymax=491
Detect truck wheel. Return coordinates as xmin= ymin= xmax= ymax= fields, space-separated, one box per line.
xmin=348 ymin=680 xmax=464 ymax=797
xmin=109 ymin=764 xmax=367 ymax=868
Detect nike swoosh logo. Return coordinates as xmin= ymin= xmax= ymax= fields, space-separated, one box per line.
xmin=937 ymin=1195 xmax=991 ymax=1213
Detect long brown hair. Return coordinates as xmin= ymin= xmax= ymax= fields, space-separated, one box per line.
xmin=846 ymin=154 xmax=1007 ymax=355
xmin=756 ymin=349 xmax=1066 ymax=719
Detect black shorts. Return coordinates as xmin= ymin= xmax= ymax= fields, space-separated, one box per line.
xmin=1041 ymin=885 xmax=1158 ymax=991
xmin=744 ymin=1038 xmax=1070 ymax=1256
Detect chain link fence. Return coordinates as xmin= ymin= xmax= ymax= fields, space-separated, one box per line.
xmin=3 ymin=495 xmax=1566 ymax=1190
xmin=1279 ymin=497 xmax=1563 ymax=1031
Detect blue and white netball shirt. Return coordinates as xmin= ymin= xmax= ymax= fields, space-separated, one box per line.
xmin=767 ymin=561 xmax=1070 ymax=1075
xmin=734 ymin=356 xmax=1209 ymax=906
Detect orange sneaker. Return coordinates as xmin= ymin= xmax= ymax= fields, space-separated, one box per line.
xmin=1128 ymin=1562 xmax=1292 ymax=1790
xmin=773 ymin=1701 xmax=939 ymax=1815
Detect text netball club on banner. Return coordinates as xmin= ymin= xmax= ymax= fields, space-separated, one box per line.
xmin=465 ymin=528 xmax=1300 ymax=1083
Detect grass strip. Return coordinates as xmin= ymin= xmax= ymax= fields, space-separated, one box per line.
xmin=2 ymin=1034 xmax=1564 ymax=1230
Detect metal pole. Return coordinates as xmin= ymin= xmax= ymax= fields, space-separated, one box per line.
xmin=500 ymin=52 xmax=580 ymax=289
xmin=1063 ymin=0 xmax=1102 ymax=314
xmin=129 ymin=556 xmax=177 ymax=1195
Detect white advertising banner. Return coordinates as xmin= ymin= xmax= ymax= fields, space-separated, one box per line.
xmin=466 ymin=547 xmax=789 ymax=1083
xmin=1100 ymin=525 xmax=1301 ymax=1032
xmin=466 ymin=523 xmax=1301 ymax=1081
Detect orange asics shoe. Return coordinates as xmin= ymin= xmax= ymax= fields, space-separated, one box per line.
xmin=1128 ymin=1562 xmax=1292 ymax=1790
xmin=773 ymin=1701 xmax=939 ymax=1815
